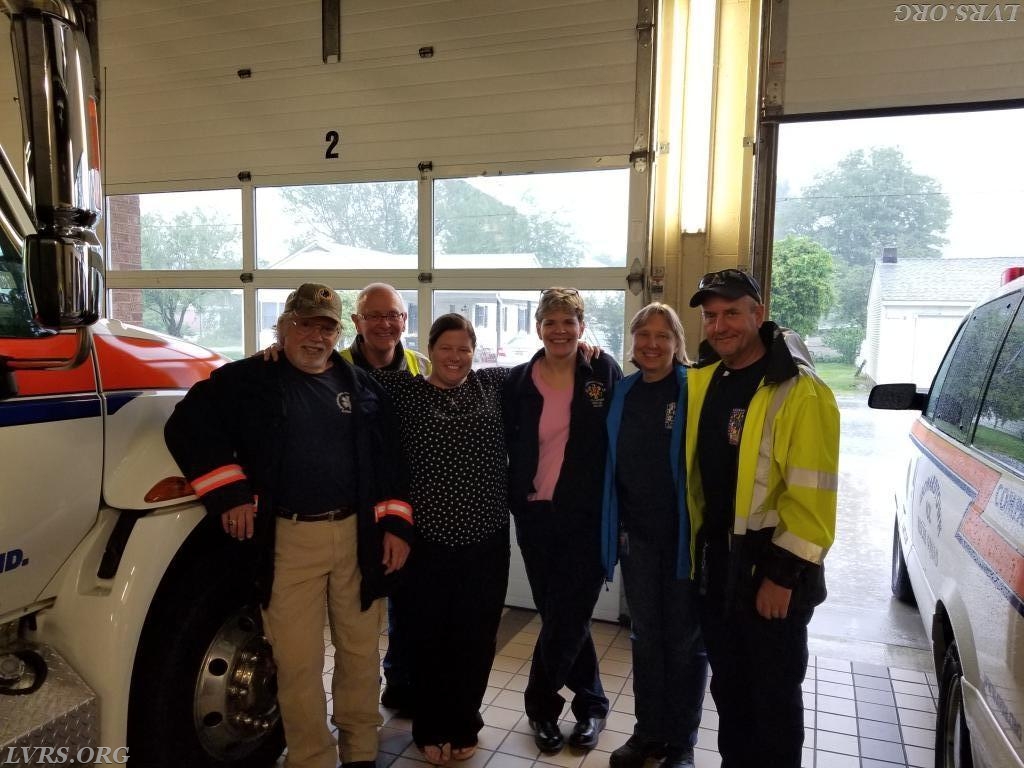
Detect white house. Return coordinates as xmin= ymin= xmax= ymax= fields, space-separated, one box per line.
xmin=862 ymin=253 xmax=1022 ymax=386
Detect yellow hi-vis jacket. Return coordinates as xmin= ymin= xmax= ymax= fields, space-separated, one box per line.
xmin=341 ymin=339 xmax=429 ymax=376
xmin=685 ymin=324 xmax=839 ymax=595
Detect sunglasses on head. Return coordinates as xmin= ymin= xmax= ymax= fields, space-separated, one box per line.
xmin=697 ymin=269 xmax=757 ymax=291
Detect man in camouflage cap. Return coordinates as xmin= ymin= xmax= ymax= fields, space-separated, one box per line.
xmin=166 ymin=282 xmax=413 ymax=768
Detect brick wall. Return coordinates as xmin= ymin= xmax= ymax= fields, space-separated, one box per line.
xmin=107 ymin=195 xmax=142 ymax=324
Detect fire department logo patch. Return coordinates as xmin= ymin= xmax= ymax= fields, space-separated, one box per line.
xmin=584 ymin=381 xmax=606 ymax=407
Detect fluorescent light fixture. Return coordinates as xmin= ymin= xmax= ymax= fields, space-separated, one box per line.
xmin=679 ymin=0 xmax=716 ymax=234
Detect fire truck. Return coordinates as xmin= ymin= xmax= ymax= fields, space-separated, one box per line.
xmin=0 ymin=2 xmax=283 ymax=765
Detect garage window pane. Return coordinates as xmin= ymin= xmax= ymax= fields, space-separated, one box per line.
xmin=257 ymin=182 xmax=417 ymax=269
xmin=256 ymin=287 xmax=420 ymax=354
xmin=107 ymin=288 xmax=243 ymax=359
xmin=433 ymin=171 xmax=629 ymax=269
xmin=107 ymin=191 xmax=241 ymax=271
xmin=432 ymin=290 xmax=624 ymax=368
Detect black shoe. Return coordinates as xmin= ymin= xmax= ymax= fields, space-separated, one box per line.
xmin=528 ymin=719 xmax=564 ymax=753
xmin=609 ymin=736 xmax=667 ymax=768
xmin=568 ymin=717 xmax=605 ymax=749
xmin=380 ymin=682 xmax=413 ymax=713
xmin=662 ymin=747 xmax=695 ymax=768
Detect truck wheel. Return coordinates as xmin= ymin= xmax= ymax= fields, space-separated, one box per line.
xmin=935 ymin=645 xmax=973 ymax=768
xmin=891 ymin=517 xmax=915 ymax=605
xmin=128 ymin=538 xmax=284 ymax=767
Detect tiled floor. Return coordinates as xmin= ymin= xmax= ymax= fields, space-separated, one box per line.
xmin=282 ymin=608 xmax=938 ymax=768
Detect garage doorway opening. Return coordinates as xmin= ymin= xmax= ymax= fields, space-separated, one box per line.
xmin=769 ymin=107 xmax=1024 ymax=661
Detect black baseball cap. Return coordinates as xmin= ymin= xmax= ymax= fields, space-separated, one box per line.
xmin=688 ymin=269 xmax=763 ymax=307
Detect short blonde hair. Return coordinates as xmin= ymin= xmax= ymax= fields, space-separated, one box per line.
xmin=535 ymin=287 xmax=584 ymax=323
xmin=627 ymin=302 xmax=690 ymax=366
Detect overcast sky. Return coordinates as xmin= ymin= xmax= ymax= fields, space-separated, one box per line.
xmin=777 ymin=108 xmax=1024 ymax=261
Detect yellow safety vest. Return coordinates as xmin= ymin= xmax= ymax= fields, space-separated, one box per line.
xmin=340 ymin=345 xmax=428 ymax=375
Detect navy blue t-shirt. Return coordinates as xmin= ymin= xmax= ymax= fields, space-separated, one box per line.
xmin=616 ymin=372 xmax=680 ymax=539
xmin=275 ymin=358 xmax=357 ymax=515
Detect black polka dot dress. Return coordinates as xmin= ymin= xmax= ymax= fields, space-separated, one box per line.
xmin=374 ymin=368 xmax=510 ymax=547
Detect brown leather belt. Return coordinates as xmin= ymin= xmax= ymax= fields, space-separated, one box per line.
xmin=276 ymin=506 xmax=354 ymax=522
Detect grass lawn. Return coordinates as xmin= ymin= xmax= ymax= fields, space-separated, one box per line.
xmin=814 ymin=362 xmax=871 ymax=395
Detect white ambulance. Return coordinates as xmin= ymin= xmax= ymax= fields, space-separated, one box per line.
xmin=871 ymin=267 xmax=1024 ymax=768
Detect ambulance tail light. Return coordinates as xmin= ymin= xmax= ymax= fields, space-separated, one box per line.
xmin=1002 ymin=267 xmax=1024 ymax=285
xmin=145 ymin=477 xmax=195 ymax=503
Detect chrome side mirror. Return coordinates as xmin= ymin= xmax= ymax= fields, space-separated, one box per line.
xmin=25 ymin=235 xmax=103 ymax=327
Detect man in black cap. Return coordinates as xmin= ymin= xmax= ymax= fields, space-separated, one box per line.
xmin=165 ymin=283 xmax=413 ymax=768
xmin=684 ymin=269 xmax=839 ymax=768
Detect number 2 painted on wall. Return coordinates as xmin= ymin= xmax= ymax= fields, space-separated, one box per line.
xmin=325 ymin=130 xmax=340 ymax=159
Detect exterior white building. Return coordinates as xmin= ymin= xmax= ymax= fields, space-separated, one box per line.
xmin=862 ymin=254 xmax=1022 ymax=386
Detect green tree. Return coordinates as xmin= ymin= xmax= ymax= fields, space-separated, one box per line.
xmin=278 ymin=181 xmax=418 ymax=255
xmin=774 ymin=146 xmax=951 ymax=327
xmin=770 ymin=236 xmax=834 ymax=337
xmin=140 ymin=209 xmax=240 ymax=339
xmin=582 ymin=292 xmax=625 ymax=360
xmin=279 ymin=179 xmax=582 ymax=267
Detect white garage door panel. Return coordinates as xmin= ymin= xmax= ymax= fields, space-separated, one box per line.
xmin=98 ymin=0 xmax=637 ymax=185
xmin=779 ymin=0 xmax=1024 ymax=115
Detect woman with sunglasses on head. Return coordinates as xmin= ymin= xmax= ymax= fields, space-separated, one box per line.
xmin=601 ymin=302 xmax=708 ymax=768
xmin=501 ymin=287 xmax=622 ymax=754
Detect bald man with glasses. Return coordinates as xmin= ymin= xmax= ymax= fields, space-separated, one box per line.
xmin=341 ymin=282 xmax=430 ymax=714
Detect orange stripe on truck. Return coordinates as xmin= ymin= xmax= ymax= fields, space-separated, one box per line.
xmin=912 ymin=420 xmax=1024 ymax=600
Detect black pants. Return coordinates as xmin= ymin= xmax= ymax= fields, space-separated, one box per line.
xmin=699 ymin=590 xmax=813 ymax=768
xmin=514 ymin=501 xmax=609 ymax=723
xmin=408 ymin=532 xmax=510 ymax=749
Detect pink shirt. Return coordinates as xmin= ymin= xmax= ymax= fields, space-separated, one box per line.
xmin=528 ymin=363 xmax=573 ymax=501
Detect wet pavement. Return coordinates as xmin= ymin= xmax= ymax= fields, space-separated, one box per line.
xmin=809 ymin=394 xmax=931 ymax=671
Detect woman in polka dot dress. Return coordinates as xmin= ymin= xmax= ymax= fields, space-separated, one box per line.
xmin=373 ymin=313 xmax=511 ymax=765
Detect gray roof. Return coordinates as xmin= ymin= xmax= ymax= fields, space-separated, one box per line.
xmin=875 ymin=256 xmax=1023 ymax=303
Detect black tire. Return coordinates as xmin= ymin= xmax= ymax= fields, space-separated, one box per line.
xmin=128 ymin=530 xmax=284 ymax=767
xmin=935 ymin=645 xmax=974 ymax=768
xmin=891 ymin=516 xmax=916 ymax=605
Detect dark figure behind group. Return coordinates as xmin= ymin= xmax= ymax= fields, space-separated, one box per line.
xmin=165 ymin=275 xmax=838 ymax=768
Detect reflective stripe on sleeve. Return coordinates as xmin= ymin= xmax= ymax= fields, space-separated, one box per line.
xmin=191 ymin=464 xmax=247 ymax=497
xmin=787 ymin=466 xmax=839 ymax=492
xmin=375 ymin=500 xmax=413 ymax=525
xmin=774 ymin=529 xmax=825 ymax=564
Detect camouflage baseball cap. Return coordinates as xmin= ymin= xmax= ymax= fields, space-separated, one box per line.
xmin=284 ymin=283 xmax=342 ymax=323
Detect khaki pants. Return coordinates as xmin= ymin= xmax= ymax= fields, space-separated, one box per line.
xmin=263 ymin=515 xmax=384 ymax=768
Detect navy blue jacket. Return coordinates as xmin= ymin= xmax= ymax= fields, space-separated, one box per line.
xmin=502 ymin=349 xmax=622 ymax=517
xmin=164 ymin=352 xmax=411 ymax=609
